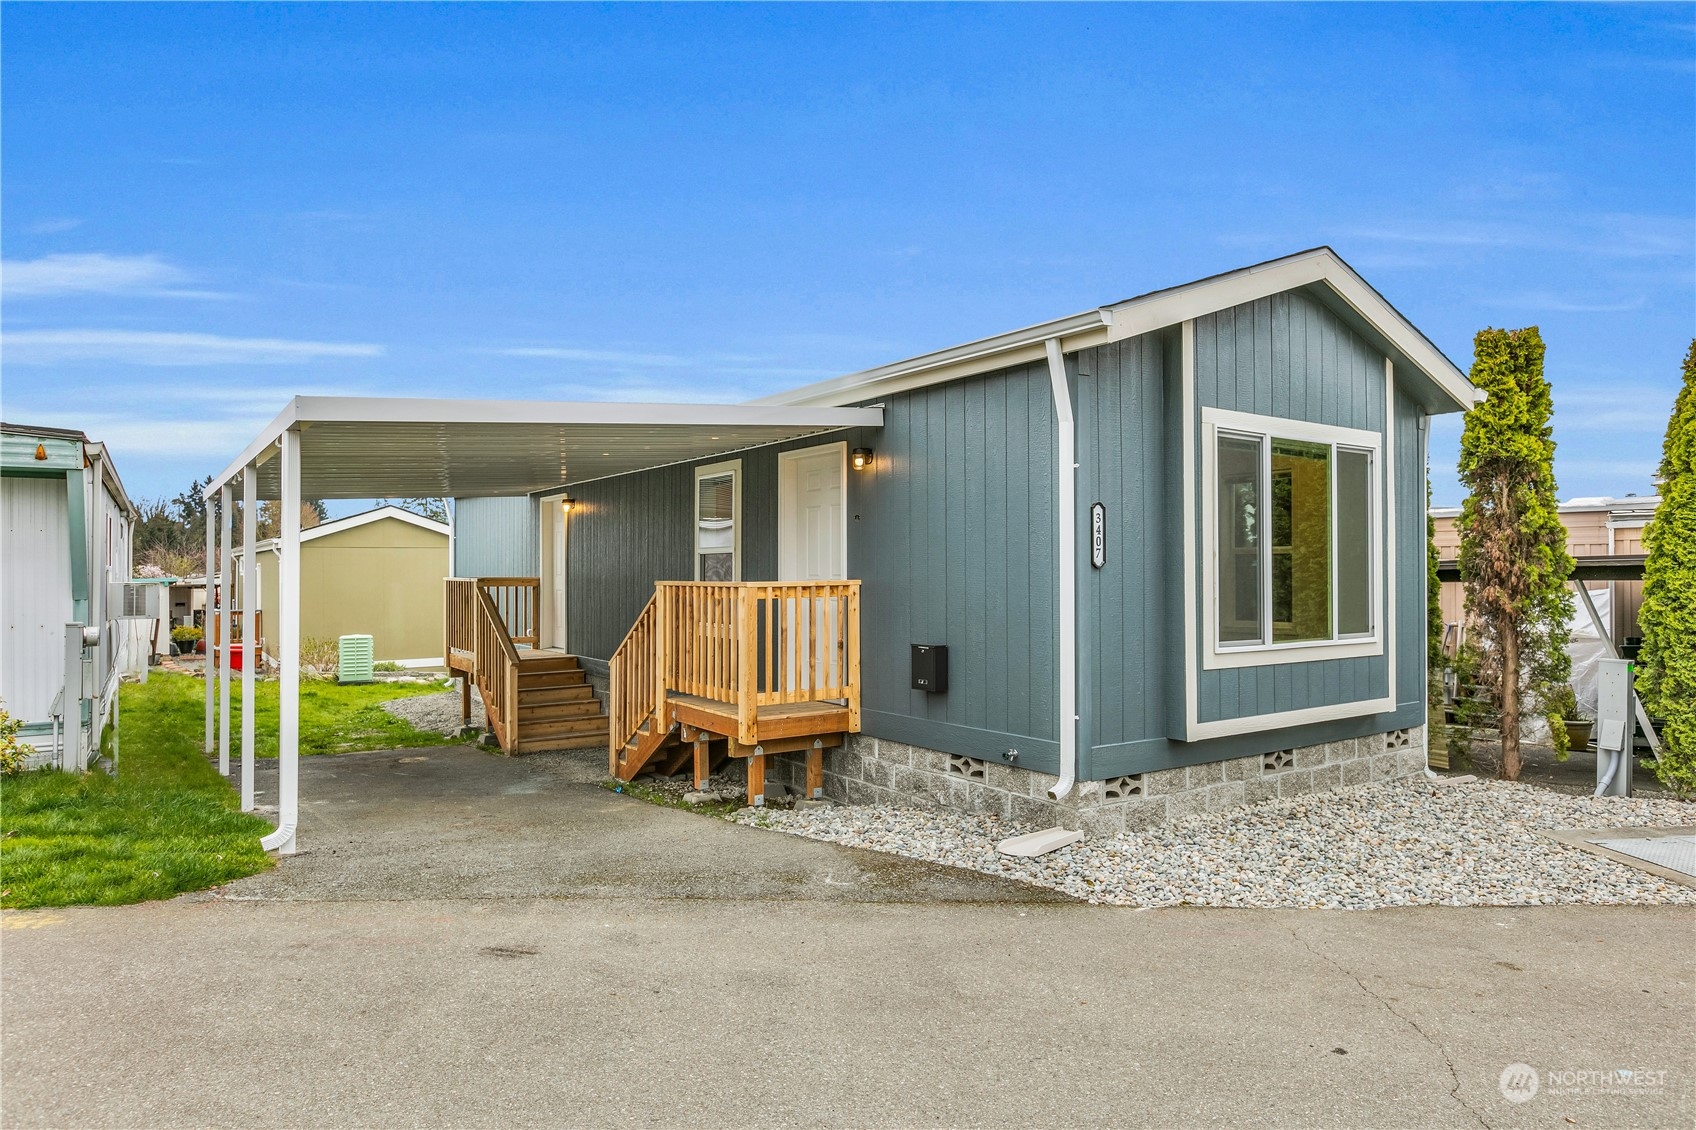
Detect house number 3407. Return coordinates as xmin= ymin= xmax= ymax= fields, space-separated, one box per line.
xmin=1091 ymin=503 xmax=1106 ymax=569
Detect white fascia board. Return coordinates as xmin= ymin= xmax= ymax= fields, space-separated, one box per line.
xmin=750 ymin=310 xmax=1114 ymax=408
xmin=208 ymin=399 xmax=299 ymax=498
xmin=754 ymin=248 xmax=1478 ymax=413
xmin=1103 ymin=249 xmax=1476 ymax=411
xmin=299 ymin=505 xmax=451 ymax=542
xmin=204 ymin=396 xmax=882 ymax=497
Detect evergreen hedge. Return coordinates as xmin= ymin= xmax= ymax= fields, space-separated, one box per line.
xmin=1636 ymin=340 xmax=1696 ymax=799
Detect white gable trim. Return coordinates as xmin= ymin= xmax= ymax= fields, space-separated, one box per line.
xmin=755 ymin=248 xmax=1479 ymax=412
xmin=300 ymin=505 xmax=450 ymax=542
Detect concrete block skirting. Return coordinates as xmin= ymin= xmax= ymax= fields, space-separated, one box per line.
xmin=765 ymin=725 xmax=1430 ymax=833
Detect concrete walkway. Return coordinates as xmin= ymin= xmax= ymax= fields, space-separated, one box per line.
xmin=3 ymin=747 xmax=1692 ymax=1129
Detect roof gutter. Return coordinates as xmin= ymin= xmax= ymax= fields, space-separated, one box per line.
xmin=1044 ymin=337 xmax=1079 ymax=803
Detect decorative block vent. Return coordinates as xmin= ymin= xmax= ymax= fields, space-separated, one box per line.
xmin=1102 ymin=774 xmax=1144 ymax=799
xmin=945 ymin=754 xmax=987 ymax=780
xmin=1263 ymin=749 xmax=1294 ymax=772
xmin=337 ymin=634 xmax=375 ymax=685
xmin=1385 ymin=729 xmax=1413 ymax=751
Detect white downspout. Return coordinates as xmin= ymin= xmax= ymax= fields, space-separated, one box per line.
xmin=1044 ymin=337 xmax=1078 ymax=802
xmin=261 ymin=428 xmax=300 ymax=855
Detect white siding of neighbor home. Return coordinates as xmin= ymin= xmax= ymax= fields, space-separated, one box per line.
xmin=2 ymin=476 xmax=73 ymax=723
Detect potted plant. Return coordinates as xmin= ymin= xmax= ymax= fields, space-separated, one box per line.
xmin=1547 ymin=684 xmax=1591 ymax=757
xmin=170 ymin=624 xmax=204 ymax=656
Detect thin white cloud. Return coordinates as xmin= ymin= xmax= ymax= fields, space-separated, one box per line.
xmin=2 ymin=329 xmax=383 ymax=366
xmin=24 ymin=218 xmax=85 ymax=236
xmin=1 ymin=253 xmax=205 ymax=298
xmin=493 ymin=346 xmax=692 ymax=366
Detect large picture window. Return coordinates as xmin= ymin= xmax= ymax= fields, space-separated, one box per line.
xmin=694 ymin=461 xmax=741 ymax=581
xmin=1204 ymin=410 xmax=1379 ymax=663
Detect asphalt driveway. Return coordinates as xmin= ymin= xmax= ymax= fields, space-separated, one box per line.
xmin=3 ymin=746 xmax=1692 ymax=1129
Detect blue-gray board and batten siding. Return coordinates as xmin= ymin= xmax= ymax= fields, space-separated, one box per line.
xmin=455 ymin=283 xmax=1433 ymax=781
xmin=452 ymin=496 xmax=539 ymax=579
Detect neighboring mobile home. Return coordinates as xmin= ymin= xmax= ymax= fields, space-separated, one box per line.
xmin=449 ymin=248 xmax=1480 ymax=832
xmin=234 ymin=506 xmax=450 ymax=666
xmin=1 ymin=422 xmax=136 ymax=768
xmin=1431 ymin=494 xmax=1657 ymax=653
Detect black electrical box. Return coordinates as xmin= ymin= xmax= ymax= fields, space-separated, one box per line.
xmin=911 ymin=644 xmax=949 ymax=693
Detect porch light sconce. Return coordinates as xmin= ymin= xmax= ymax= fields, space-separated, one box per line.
xmin=560 ymin=496 xmax=576 ymax=515
xmin=34 ymin=444 xmax=47 ymax=461
xmin=850 ymin=448 xmax=874 ymax=471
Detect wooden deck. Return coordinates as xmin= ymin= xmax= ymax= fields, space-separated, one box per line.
xmin=609 ymin=581 xmax=861 ymax=805
xmin=666 ymin=694 xmax=852 ymax=748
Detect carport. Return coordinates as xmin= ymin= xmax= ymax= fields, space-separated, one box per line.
xmin=201 ymin=395 xmax=883 ymax=853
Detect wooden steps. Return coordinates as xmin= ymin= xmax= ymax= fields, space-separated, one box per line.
xmin=506 ymin=653 xmax=610 ymax=753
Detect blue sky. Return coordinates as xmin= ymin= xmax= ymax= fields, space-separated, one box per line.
xmin=3 ymin=3 xmax=1691 ymax=510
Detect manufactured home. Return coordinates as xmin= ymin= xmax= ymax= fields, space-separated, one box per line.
xmin=205 ymin=248 xmax=1480 ymax=853
xmin=1 ymin=422 xmax=136 ymax=768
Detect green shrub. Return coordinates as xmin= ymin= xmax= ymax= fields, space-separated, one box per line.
xmin=1637 ymin=340 xmax=1696 ymax=799
xmin=0 ymin=703 xmax=36 ymax=776
xmin=170 ymin=624 xmax=203 ymax=647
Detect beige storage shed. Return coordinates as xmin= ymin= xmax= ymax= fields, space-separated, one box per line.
xmin=236 ymin=506 xmax=449 ymax=665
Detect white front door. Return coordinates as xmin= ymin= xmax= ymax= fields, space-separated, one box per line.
xmin=778 ymin=444 xmax=846 ymax=581
xmin=550 ymin=501 xmax=567 ymax=647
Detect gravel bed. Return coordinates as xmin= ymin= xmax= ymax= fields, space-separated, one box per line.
xmin=380 ymin=684 xmax=480 ymax=735
xmin=735 ymin=778 xmax=1696 ymax=908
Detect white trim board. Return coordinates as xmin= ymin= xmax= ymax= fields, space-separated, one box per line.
xmin=1198 ymin=407 xmax=1385 ymax=670
xmin=755 ymin=247 xmax=1478 ymax=414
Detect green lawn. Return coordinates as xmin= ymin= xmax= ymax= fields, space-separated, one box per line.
xmin=1 ymin=672 xmax=453 ymax=909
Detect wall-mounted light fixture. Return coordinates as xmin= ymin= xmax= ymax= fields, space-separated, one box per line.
xmin=34 ymin=444 xmax=47 ymax=461
xmin=850 ymin=448 xmax=874 ymax=471
xmin=560 ymin=495 xmax=576 ymax=515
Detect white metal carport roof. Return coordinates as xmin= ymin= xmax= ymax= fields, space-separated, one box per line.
xmin=207 ymin=396 xmax=885 ymax=500
xmin=201 ymin=394 xmax=882 ymax=857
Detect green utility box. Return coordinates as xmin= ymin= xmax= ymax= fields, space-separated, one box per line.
xmin=337 ymin=634 xmax=375 ymax=685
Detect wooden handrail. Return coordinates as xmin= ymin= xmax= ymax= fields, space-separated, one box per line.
xmin=477 ymin=578 xmax=538 ymax=648
xmin=444 ymin=577 xmax=478 ymax=657
xmin=609 ymin=593 xmax=659 ymax=768
xmin=473 ymin=584 xmax=522 ymax=751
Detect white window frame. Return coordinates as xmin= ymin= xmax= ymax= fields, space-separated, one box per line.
xmin=693 ymin=459 xmax=742 ymax=582
xmin=1200 ymin=407 xmax=1384 ymax=670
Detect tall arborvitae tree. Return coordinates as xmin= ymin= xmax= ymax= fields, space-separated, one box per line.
xmin=1456 ymin=327 xmax=1574 ymax=781
xmin=1636 ymin=340 xmax=1696 ymax=799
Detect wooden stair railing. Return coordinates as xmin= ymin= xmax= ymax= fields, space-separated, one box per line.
xmin=608 ymin=581 xmax=862 ymax=779
xmin=472 ymin=584 xmax=522 ymax=752
xmin=609 ymin=593 xmax=660 ymax=774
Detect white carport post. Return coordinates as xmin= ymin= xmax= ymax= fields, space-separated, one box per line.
xmin=218 ymin=482 xmax=233 ymax=776
xmin=260 ymin=428 xmax=301 ymax=855
xmin=204 ymin=499 xmax=216 ymax=753
xmin=240 ymin=463 xmax=258 ymax=811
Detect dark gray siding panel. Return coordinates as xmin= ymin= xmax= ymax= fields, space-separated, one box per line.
xmin=851 ymin=362 xmax=1060 ymax=766
xmin=452 ymin=496 xmax=539 ymax=578
xmin=565 ymin=463 xmax=694 ymax=661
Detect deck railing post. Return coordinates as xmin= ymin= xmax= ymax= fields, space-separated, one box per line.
xmin=654 ymin=585 xmax=670 ymax=733
xmin=737 ymin=585 xmax=757 ymax=745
